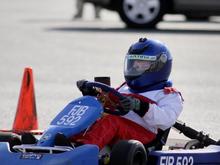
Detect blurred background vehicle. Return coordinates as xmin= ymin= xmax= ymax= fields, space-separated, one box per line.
xmin=84 ymin=0 xmax=220 ymax=28
xmin=74 ymin=0 xmax=101 ymax=19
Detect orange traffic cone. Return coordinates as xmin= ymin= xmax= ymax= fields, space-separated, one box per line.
xmin=12 ymin=67 xmax=38 ymax=133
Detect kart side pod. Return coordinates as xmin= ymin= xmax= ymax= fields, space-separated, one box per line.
xmin=0 ymin=142 xmax=99 ymax=165
xmin=148 ymin=145 xmax=220 ymax=165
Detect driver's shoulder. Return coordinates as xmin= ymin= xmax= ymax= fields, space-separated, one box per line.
xmin=140 ymin=88 xmax=182 ymax=103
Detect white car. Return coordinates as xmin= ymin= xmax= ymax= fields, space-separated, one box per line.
xmin=86 ymin=0 xmax=220 ymax=28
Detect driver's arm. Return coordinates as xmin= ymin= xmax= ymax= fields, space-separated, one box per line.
xmin=143 ymin=91 xmax=183 ymax=131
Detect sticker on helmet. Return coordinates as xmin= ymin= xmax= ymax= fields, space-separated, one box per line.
xmin=127 ymin=55 xmax=157 ymax=61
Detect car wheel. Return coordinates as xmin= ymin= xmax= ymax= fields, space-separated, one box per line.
xmin=117 ymin=0 xmax=166 ymax=28
xmin=110 ymin=140 xmax=147 ymax=165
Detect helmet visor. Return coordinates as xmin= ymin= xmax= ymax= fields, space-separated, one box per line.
xmin=124 ymin=54 xmax=167 ymax=77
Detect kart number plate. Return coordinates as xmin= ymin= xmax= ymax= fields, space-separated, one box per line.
xmin=56 ymin=105 xmax=89 ymax=126
xmin=20 ymin=153 xmax=43 ymax=160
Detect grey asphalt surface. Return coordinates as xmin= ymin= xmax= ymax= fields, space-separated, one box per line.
xmin=1 ymin=0 xmax=220 ymax=140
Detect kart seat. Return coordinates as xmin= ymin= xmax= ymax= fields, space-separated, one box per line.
xmin=144 ymin=128 xmax=170 ymax=151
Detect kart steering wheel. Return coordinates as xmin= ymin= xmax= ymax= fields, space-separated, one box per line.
xmin=85 ymin=81 xmax=128 ymax=115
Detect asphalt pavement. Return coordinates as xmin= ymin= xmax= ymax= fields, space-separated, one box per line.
xmin=0 ymin=0 xmax=220 ymax=139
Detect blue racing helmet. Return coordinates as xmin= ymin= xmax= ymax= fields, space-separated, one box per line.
xmin=124 ymin=38 xmax=172 ymax=91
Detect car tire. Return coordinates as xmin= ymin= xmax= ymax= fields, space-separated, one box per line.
xmin=117 ymin=0 xmax=166 ymax=28
xmin=110 ymin=140 xmax=147 ymax=165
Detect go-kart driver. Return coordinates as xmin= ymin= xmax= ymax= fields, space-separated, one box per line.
xmin=70 ymin=38 xmax=183 ymax=150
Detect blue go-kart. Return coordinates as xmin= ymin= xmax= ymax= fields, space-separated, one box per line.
xmin=0 ymin=81 xmax=220 ymax=165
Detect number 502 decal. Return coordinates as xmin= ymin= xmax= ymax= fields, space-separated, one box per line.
xmin=160 ymin=156 xmax=194 ymax=165
xmin=57 ymin=105 xmax=89 ymax=126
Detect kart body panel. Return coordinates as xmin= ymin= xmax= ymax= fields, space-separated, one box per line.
xmin=0 ymin=142 xmax=99 ymax=165
xmin=149 ymin=145 xmax=220 ymax=164
xmin=37 ymin=96 xmax=103 ymax=147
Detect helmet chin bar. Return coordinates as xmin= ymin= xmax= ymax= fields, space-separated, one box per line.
xmin=124 ymin=75 xmax=140 ymax=81
xmin=130 ymin=79 xmax=167 ymax=89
